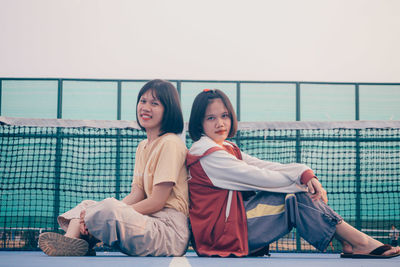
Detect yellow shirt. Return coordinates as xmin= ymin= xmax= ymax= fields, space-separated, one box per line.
xmin=133 ymin=133 xmax=189 ymax=216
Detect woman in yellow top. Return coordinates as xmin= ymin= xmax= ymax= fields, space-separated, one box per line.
xmin=39 ymin=79 xmax=189 ymax=256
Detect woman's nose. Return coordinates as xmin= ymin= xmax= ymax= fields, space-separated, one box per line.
xmin=141 ymin=103 xmax=150 ymax=110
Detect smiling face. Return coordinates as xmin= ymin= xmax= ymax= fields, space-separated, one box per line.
xmin=202 ymin=98 xmax=231 ymax=145
xmin=137 ymin=90 xmax=164 ymax=137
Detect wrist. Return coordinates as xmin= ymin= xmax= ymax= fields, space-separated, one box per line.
xmin=301 ymin=169 xmax=317 ymax=184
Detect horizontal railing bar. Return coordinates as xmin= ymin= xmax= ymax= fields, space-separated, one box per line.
xmin=1 ymin=77 xmax=399 ymax=86
xmin=2 ymin=133 xmax=400 ymax=143
xmin=0 ymin=133 xmax=144 ymax=139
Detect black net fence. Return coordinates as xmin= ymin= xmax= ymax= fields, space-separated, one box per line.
xmin=1 ymin=117 xmax=400 ymax=252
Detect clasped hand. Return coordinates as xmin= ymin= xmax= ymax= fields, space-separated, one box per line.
xmin=306 ymin=178 xmax=328 ymax=203
xmin=79 ymin=210 xmax=89 ymax=236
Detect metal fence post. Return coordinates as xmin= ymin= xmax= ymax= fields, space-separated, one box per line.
xmin=57 ymin=79 xmax=63 ymax=119
xmin=115 ymin=81 xmax=122 ymax=199
xmin=53 ymin=79 xmax=63 ymax=229
xmin=177 ymin=80 xmax=181 ymax=99
xmin=53 ymin=128 xmax=62 ymax=230
xmin=235 ymin=82 xmax=241 ymax=147
xmin=355 ymin=84 xmax=361 ymax=229
xmin=0 ymin=79 xmax=2 ymax=116
xmin=295 ymin=82 xmax=302 ymax=251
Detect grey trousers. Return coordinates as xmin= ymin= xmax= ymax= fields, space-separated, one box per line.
xmin=244 ymin=192 xmax=342 ymax=253
xmin=58 ymin=197 xmax=190 ymax=256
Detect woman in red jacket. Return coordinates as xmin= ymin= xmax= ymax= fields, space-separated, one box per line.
xmin=186 ymin=89 xmax=400 ymax=259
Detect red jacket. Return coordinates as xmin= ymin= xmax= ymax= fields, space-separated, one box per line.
xmin=187 ymin=143 xmax=249 ymax=257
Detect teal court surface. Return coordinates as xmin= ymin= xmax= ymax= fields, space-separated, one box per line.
xmin=1 ymin=251 xmax=399 ymax=267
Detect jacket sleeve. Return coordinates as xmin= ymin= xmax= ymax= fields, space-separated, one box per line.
xmin=200 ymin=149 xmax=309 ymax=193
xmin=241 ymin=152 xmax=290 ymax=170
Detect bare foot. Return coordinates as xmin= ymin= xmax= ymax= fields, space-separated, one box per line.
xmin=352 ymin=236 xmax=400 ymax=256
xmin=381 ymin=246 xmax=400 ymax=256
xmin=79 ymin=210 xmax=89 ymax=236
xmin=336 ymin=221 xmax=400 ymax=256
xmin=341 ymin=241 xmax=352 ymax=254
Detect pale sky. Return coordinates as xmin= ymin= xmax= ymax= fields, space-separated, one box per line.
xmin=0 ymin=0 xmax=399 ymax=82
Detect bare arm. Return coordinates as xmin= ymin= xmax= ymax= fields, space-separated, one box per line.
xmin=131 ymin=182 xmax=174 ymax=215
xmin=122 ymin=184 xmax=145 ymax=205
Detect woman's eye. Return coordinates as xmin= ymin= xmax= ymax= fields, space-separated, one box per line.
xmin=140 ymin=99 xmax=146 ymax=104
xmin=151 ymin=102 xmax=159 ymax=106
xmin=207 ymin=116 xmax=215 ymax=120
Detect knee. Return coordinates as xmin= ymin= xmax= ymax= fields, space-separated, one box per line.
xmin=101 ymin=197 xmax=118 ymax=206
xmin=97 ymin=198 xmax=120 ymax=217
xmin=80 ymin=200 xmax=97 ymax=208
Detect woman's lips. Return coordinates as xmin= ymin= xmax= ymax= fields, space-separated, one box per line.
xmin=141 ymin=114 xmax=151 ymax=120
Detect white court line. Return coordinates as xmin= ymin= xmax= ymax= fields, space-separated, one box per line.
xmin=169 ymin=256 xmax=191 ymax=267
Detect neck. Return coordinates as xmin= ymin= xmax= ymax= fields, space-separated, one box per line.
xmin=206 ymin=135 xmax=225 ymax=146
xmin=146 ymin=128 xmax=162 ymax=144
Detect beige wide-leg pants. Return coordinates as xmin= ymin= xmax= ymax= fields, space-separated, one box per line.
xmin=58 ymin=197 xmax=189 ymax=256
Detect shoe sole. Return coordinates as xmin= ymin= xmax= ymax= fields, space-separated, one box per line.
xmin=341 ymin=252 xmax=400 ymax=259
xmin=39 ymin=232 xmax=88 ymax=256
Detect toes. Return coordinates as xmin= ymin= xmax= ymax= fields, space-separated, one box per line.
xmin=383 ymin=246 xmax=400 ymax=256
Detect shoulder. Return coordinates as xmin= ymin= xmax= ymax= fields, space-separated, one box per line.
xmin=189 ymin=136 xmax=223 ymax=156
xmin=223 ymin=140 xmax=238 ymax=149
xmin=222 ymin=141 xmax=242 ymax=158
xmin=158 ymin=133 xmax=187 ymax=151
xmin=160 ymin=133 xmax=185 ymax=145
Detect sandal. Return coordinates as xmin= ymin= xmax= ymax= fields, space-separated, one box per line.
xmin=340 ymin=244 xmax=400 ymax=259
